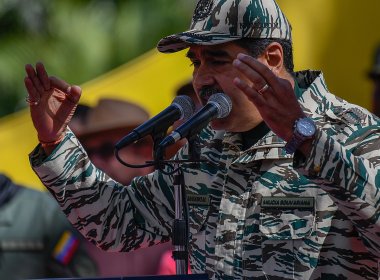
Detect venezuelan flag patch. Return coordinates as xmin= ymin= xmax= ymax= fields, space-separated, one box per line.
xmin=53 ymin=231 xmax=80 ymax=265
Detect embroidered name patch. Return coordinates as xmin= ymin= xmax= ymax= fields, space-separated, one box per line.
xmin=0 ymin=240 xmax=44 ymax=251
xmin=261 ymin=197 xmax=314 ymax=209
xmin=187 ymin=194 xmax=210 ymax=206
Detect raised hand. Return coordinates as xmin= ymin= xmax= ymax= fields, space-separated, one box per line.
xmin=24 ymin=62 xmax=82 ymax=147
xmin=232 ymin=53 xmax=304 ymax=142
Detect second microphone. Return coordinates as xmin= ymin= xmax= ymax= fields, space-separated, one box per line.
xmin=158 ymin=93 xmax=232 ymax=151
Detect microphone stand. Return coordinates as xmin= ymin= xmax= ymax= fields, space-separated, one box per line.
xmin=116 ymin=128 xmax=190 ymax=274
xmin=172 ymin=167 xmax=188 ymax=275
xmin=155 ymin=136 xmax=202 ymax=275
xmin=115 ymin=131 xmax=208 ymax=279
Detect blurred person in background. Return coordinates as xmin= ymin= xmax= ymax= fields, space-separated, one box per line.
xmin=0 ymin=173 xmax=97 ymax=279
xmin=70 ymin=98 xmax=172 ymax=276
xmin=368 ymin=44 xmax=380 ymax=117
xmin=68 ymin=103 xmax=91 ymax=134
xmin=75 ymin=98 xmax=153 ymax=186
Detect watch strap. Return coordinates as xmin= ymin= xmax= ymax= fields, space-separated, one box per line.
xmin=285 ymin=131 xmax=303 ymax=154
xmin=285 ymin=117 xmax=316 ymax=154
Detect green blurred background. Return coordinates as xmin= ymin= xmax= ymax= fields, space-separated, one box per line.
xmin=0 ymin=0 xmax=194 ymax=117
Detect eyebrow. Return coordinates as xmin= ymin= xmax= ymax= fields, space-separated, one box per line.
xmin=186 ymin=49 xmax=232 ymax=60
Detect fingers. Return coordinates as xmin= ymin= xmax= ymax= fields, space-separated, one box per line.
xmin=25 ymin=62 xmax=71 ymax=94
xmin=233 ymin=56 xmax=274 ymax=104
xmin=50 ymin=77 xmax=81 ymax=104
xmin=25 ymin=62 xmax=50 ymax=106
xmin=24 ymin=77 xmax=40 ymax=105
xmin=25 ymin=62 xmax=82 ymax=107
xmin=233 ymin=76 xmax=265 ymax=106
xmin=233 ymin=56 xmax=269 ymax=95
xmin=234 ymin=53 xmax=281 ymax=93
xmin=36 ymin=62 xmax=50 ymax=90
xmin=25 ymin=64 xmax=45 ymax=94
xmin=50 ymin=76 xmax=71 ymax=94
xmin=66 ymin=85 xmax=82 ymax=104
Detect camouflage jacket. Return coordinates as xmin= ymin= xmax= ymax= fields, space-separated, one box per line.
xmin=30 ymin=71 xmax=380 ymax=280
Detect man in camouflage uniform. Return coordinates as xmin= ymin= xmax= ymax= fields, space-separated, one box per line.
xmin=24 ymin=0 xmax=380 ymax=279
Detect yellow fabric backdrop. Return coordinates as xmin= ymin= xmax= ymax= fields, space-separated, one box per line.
xmin=278 ymin=0 xmax=380 ymax=109
xmin=1 ymin=1 xmax=380 ymax=190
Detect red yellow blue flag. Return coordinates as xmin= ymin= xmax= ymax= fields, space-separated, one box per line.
xmin=53 ymin=230 xmax=80 ymax=265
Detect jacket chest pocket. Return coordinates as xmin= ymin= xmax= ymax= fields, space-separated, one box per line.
xmin=259 ymin=205 xmax=316 ymax=279
xmin=188 ymin=205 xmax=209 ymax=236
xmin=259 ymin=208 xmax=315 ymax=240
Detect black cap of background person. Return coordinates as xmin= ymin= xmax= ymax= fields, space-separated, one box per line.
xmin=369 ymin=45 xmax=380 ymax=80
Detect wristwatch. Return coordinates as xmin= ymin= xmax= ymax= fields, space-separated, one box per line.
xmin=285 ymin=117 xmax=316 ymax=154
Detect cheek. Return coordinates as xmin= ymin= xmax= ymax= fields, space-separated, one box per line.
xmin=224 ymin=87 xmax=251 ymax=111
xmin=219 ymin=69 xmax=249 ymax=95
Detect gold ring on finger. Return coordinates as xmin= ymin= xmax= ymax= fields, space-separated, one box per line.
xmin=258 ymin=84 xmax=270 ymax=95
xmin=25 ymin=96 xmax=40 ymax=106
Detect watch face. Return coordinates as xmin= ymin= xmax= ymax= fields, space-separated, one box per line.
xmin=296 ymin=118 xmax=316 ymax=137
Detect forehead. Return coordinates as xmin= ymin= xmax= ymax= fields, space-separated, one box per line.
xmin=186 ymin=42 xmax=247 ymax=59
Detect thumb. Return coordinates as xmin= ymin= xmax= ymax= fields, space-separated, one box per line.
xmin=66 ymin=85 xmax=82 ymax=104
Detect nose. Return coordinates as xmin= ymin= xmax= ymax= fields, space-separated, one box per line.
xmin=193 ymin=64 xmax=215 ymax=93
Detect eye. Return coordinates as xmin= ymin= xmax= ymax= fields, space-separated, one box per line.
xmin=211 ymin=60 xmax=229 ymax=66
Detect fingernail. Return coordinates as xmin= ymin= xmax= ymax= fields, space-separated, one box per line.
xmin=237 ymin=53 xmax=247 ymax=60
xmin=233 ymin=77 xmax=241 ymax=85
xmin=233 ymin=59 xmax=241 ymax=66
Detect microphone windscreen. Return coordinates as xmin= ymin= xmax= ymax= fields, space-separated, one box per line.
xmin=208 ymin=93 xmax=232 ymax=118
xmin=172 ymin=95 xmax=195 ymax=120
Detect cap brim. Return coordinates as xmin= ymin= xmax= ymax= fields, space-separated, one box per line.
xmin=157 ymin=29 xmax=241 ymax=53
xmin=76 ymin=125 xmax=136 ymax=142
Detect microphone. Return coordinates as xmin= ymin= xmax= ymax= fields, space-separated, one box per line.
xmin=158 ymin=93 xmax=232 ymax=150
xmin=115 ymin=95 xmax=195 ymax=150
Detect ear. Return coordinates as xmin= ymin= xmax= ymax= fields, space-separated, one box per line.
xmin=260 ymin=42 xmax=284 ymax=74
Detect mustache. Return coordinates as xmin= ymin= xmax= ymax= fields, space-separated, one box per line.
xmin=198 ymin=87 xmax=222 ymax=100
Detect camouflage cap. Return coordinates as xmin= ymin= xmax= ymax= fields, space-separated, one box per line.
xmin=157 ymin=0 xmax=292 ymax=53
